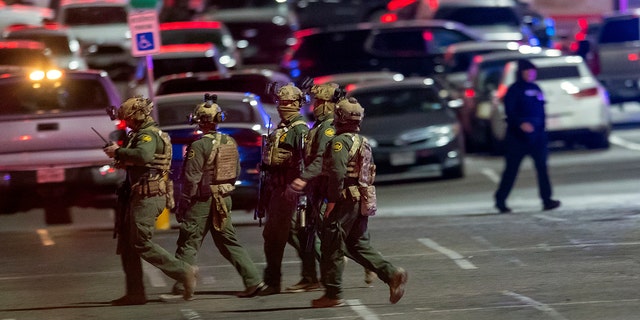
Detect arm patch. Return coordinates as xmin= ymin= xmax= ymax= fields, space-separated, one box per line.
xmin=324 ymin=128 xmax=335 ymax=137
xmin=333 ymin=141 xmax=343 ymax=152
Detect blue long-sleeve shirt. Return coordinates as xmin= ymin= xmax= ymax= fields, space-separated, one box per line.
xmin=504 ymin=80 xmax=546 ymax=138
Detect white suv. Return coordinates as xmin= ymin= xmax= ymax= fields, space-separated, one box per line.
xmin=491 ymin=56 xmax=611 ymax=151
xmin=0 ymin=68 xmax=124 ymax=224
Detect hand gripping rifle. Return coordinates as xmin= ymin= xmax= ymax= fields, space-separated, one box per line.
xmin=296 ymin=134 xmax=308 ymax=229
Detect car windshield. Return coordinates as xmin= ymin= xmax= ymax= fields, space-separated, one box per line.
xmin=153 ymin=57 xmax=219 ymax=79
xmin=536 ymin=65 xmax=581 ymax=80
xmin=158 ymin=98 xmax=256 ymax=126
xmin=599 ymin=17 xmax=640 ymax=43
xmin=157 ymin=75 xmax=276 ymax=104
xmin=6 ymin=34 xmax=72 ymax=54
xmin=434 ymin=7 xmax=520 ymax=27
xmin=161 ymin=29 xmax=225 ymax=49
xmin=0 ymin=77 xmax=110 ymax=116
xmin=0 ymin=49 xmax=51 ymax=68
xmin=64 ymin=6 xmax=127 ymax=25
xmin=352 ymin=87 xmax=443 ymax=118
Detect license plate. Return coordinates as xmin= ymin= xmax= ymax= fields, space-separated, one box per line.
xmin=390 ymin=151 xmax=416 ymax=166
xmin=37 ymin=168 xmax=65 ymax=183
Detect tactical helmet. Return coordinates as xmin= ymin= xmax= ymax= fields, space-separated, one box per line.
xmin=277 ymin=83 xmax=305 ymax=104
xmin=335 ymin=97 xmax=364 ymax=123
xmin=189 ymin=93 xmax=225 ymax=125
xmin=117 ymin=96 xmax=153 ymax=122
xmin=311 ymin=83 xmax=344 ymax=102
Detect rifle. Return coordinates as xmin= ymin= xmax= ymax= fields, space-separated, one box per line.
xmin=296 ymin=134 xmax=308 ymax=228
xmin=254 ymin=133 xmax=269 ymax=227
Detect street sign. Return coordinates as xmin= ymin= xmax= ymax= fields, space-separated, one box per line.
xmin=128 ymin=10 xmax=161 ymax=57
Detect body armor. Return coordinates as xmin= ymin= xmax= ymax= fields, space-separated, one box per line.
xmin=203 ymin=133 xmax=239 ymax=183
xmin=262 ymin=120 xmax=306 ymax=166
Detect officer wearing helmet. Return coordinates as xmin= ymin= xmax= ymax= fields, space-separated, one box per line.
xmin=258 ymin=83 xmax=311 ymax=296
xmin=103 ymin=96 xmax=197 ymax=305
xmin=164 ymin=94 xmax=265 ymax=299
xmin=312 ymin=97 xmax=408 ymax=308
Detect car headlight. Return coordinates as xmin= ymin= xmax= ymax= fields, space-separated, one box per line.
xmin=394 ymin=124 xmax=459 ymax=147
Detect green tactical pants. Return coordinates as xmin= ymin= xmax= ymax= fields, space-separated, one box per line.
xmin=263 ymin=184 xmax=318 ymax=288
xmin=320 ymin=198 xmax=399 ymax=300
xmin=119 ymin=193 xmax=190 ymax=296
xmin=174 ymin=196 xmax=262 ymax=289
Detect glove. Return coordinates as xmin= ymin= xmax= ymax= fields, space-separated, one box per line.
xmin=103 ymin=142 xmax=119 ymax=158
xmin=175 ymin=199 xmax=191 ymax=223
xmin=284 ymin=184 xmax=304 ymax=202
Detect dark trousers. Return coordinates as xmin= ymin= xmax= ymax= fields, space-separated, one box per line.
xmin=494 ymin=133 xmax=553 ymax=206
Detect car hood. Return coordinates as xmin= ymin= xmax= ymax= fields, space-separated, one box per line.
xmin=360 ymin=111 xmax=455 ymax=143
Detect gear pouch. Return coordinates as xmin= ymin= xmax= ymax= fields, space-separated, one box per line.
xmin=359 ymin=185 xmax=377 ymax=216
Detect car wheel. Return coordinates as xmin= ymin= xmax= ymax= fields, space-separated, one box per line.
xmin=0 ymin=193 xmax=20 ymax=214
xmin=44 ymin=202 xmax=72 ymax=225
xmin=585 ymin=133 xmax=610 ymax=149
xmin=442 ymin=164 xmax=464 ymax=179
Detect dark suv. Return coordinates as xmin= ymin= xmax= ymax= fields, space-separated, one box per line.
xmin=280 ymin=20 xmax=482 ymax=81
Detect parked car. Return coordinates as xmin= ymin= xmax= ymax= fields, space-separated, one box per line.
xmin=347 ymin=77 xmax=465 ymax=181
xmin=587 ymin=11 xmax=640 ymax=104
xmin=0 ymin=39 xmax=55 ymax=69
xmin=128 ymin=43 xmax=228 ymax=98
xmin=293 ymin=0 xmax=389 ymax=29
xmin=159 ymin=20 xmax=242 ymax=69
xmin=281 ymin=19 xmax=483 ymax=81
xmin=56 ymin=0 xmax=134 ymax=80
xmin=313 ymin=71 xmax=405 ymax=91
xmin=442 ymin=41 xmax=523 ymax=88
xmin=0 ymin=68 xmax=124 ymax=224
xmin=154 ymin=91 xmax=271 ymax=210
xmin=0 ymin=0 xmax=53 ymax=32
xmin=491 ymin=56 xmax=611 ymax=151
xmin=384 ymin=0 xmax=554 ymax=47
xmin=457 ymin=48 xmax=562 ymax=152
xmin=3 ymin=23 xmax=88 ymax=70
xmin=194 ymin=0 xmax=298 ymax=66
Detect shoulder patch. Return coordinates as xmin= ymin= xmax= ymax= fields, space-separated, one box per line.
xmin=139 ymin=134 xmax=153 ymax=143
xmin=333 ymin=141 xmax=343 ymax=152
xmin=324 ymin=128 xmax=335 ymax=137
xmin=279 ymin=132 xmax=287 ymax=143
xmin=186 ymin=149 xmax=195 ymax=160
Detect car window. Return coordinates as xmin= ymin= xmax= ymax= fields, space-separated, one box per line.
xmin=6 ymin=34 xmax=72 ymax=55
xmin=161 ymin=29 xmax=225 ymax=48
xmin=152 ymin=57 xmax=219 ymax=79
xmin=0 ymin=77 xmax=110 ymax=115
xmin=158 ymin=98 xmax=255 ymax=126
xmin=368 ymin=28 xmax=473 ymax=56
xmin=352 ymin=88 xmax=443 ymax=117
xmin=434 ymin=7 xmax=520 ymax=27
xmin=0 ymin=49 xmax=51 ymax=68
xmin=295 ymin=30 xmax=369 ymax=60
xmin=599 ymin=17 xmax=640 ymax=43
xmin=63 ymin=6 xmax=127 ymax=25
xmin=536 ymin=65 xmax=581 ymax=80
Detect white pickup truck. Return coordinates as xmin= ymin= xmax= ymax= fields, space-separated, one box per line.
xmin=592 ymin=11 xmax=640 ymax=104
xmin=0 ymin=68 xmax=124 ymax=224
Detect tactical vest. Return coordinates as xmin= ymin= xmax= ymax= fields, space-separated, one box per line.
xmin=346 ymin=134 xmax=376 ymax=186
xmin=262 ymin=120 xmax=307 ymax=167
xmin=144 ymin=126 xmax=172 ymax=172
xmin=203 ymin=132 xmax=239 ymax=183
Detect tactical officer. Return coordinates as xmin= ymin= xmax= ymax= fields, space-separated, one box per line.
xmin=494 ymin=59 xmax=561 ymax=213
xmin=168 ymin=94 xmax=265 ymax=299
xmin=258 ymin=83 xmax=313 ymax=296
xmin=313 ymin=97 xmax=408 ymax=308
xmin=103 ymin=97 xmax=197 ymax=305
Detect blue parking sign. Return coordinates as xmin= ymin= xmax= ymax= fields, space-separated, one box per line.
xmin=137 ymin=32 xmax=155 ymax=51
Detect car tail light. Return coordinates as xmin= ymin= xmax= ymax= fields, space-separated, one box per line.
xmin=496 ymin=83 xmax=508 ymax=100
xmin=115 ymin=120 xmax=127 ymax=146
xmin=387 ymin=0 xmax=417 ymax=11
xmin=572 ymin=87 xmax=598 ymax=98
xmin=464 ymin=88 xmax=475 ymax=98
xmin=628 ymin=53 xmax=639 ymax=61
xmin=234 ymin=131 xmax=262 ymax=147
xmin=380 ymin=13 xmax=398 ymax=23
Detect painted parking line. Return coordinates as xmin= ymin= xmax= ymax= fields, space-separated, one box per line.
xmin=418 ymin=238 xmax=477 ymax=270
xmin=36 ymin=229 xmax=54 ymax=246
xmin=533 ymin=214 xmax=567 ymax=222
xmin=610 ymin=134 xmax=640 ymax=151
xmin=346 ymin=299 xmax=380 ymax=320
xmin=503 ymin=290 xmax=568 ymax=320
xmin=481 ymin=168 xmax=501 ymax=184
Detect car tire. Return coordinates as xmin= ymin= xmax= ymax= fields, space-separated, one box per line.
xmin=442 ymin=164 xmax=464 ymax=179
xmin=0 ymin=193 xmax=20 ymax=214
xmin=585 ymin=133 xmax=610 ymax=149
xmin=44 ymin=202 xmax=72 ymax=225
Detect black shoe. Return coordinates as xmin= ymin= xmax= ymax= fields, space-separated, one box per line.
xmin=237 ymin=282 xmax=265 ymax=298
xmin=257 ymin=284 xmax=280 ymax=296
xmin=495 ymin=204 xmax=512 ymax=213
xmin=111 ymin=295 xmax=147 ymax=306
xmin=389 ymin=267 xmax=408 ymax=304
xmin=543 ymin=199 xmax=561 ymax=211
